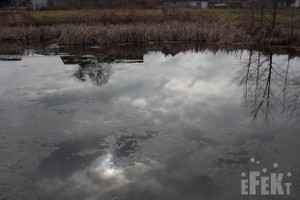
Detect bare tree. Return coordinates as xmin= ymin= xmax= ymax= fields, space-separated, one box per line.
xmin=271 ymin=0 xmax=278 ymax=30
xmin=260 ymin=0 xmax=264 ymax=25
xmin=74 ymin=61 xmax=112 ymax=86
xmin=290 ymin=4 xmax=294 ymax=36
xmin=237 ymin=49 xmax=300 ymax=124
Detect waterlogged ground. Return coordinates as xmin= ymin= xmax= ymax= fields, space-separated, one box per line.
xmin=0 ymin=44 xmax=300 ymax=200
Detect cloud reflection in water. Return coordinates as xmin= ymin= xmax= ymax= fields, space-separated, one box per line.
xmin=1 ymin=48 xmax=300 ymax=199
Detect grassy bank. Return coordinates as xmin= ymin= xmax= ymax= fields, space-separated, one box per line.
xmin=0 ymin=8 xmax=299 ymax=46
xmin=1 ymin=8 xmax=300 ymax=27
xmin=0 ymin=20 xmax=299 ymax=45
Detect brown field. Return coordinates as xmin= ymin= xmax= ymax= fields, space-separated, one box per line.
xmin=0 ymin=8 xmax=299 ymax=27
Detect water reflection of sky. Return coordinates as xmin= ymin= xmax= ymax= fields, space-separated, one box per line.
xmin=0 ymin=49 xmax=300 ymax=199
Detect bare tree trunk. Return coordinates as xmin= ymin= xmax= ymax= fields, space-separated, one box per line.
xmin=272 ymin=0 xmax=277 ymax=30
xmin=253 ymin=53 xmax=272 ymax=121
xmin=265 ymin=53 xmax=272 ymax=121
xmin=245 ymin=50 xmax=253 ymax=100
xmin=251 ymin=0 xmax=255 ymax=28
xmin=254 ymin=51 xmax=261 ymax=106
xmin=290 ymin=6 xmax=294 ymax=36
xmin=283 ymin=55 xmax=290 ymax=110
xmin=260 ymin=0 xmax=264 ymax=25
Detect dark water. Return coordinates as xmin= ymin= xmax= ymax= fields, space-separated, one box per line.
xmin=0 ymin=43 xmax=300 ymax=200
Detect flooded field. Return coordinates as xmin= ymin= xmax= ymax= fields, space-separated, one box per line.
xmin=0 ymin=43 xmax=300 ymax=200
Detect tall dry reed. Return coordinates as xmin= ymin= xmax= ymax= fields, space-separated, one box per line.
xmin=0 ymin=19 xmax=298 ymax=46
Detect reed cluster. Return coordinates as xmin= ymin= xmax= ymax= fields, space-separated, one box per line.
xmin=58 ymin=20 xmax=250 ymax=44
xmin=0 ymin=19 xmax=298 ymax=46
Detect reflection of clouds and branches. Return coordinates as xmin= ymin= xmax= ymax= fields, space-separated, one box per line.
xmin=238 ymin=50 xmax=300 ymax=123
xmin=1 ymin=47 xmax=300 ymax=200
xmin=74 ymin=60 xmax=112 ymax=86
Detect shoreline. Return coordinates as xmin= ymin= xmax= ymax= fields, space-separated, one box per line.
xmin=0 ymin=40 xmax=299 ymax=57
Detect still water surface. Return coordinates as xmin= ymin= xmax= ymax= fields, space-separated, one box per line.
xmin=0 ymin=44 xmax=300 ymax=199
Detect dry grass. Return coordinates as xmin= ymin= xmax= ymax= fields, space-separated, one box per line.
xmin=58 ymin=20 xmax=251 ymax=45
xmin=0 ymin=8 xmax=299 ymax=46
xmin=1 ymin=8 xmax=300 ymax=28
xmin=0 ymin=25 xmax=61 ymax=41
xmin=0 ymin=20 xmax=251 ymax=44
xmin=0 ymin=19 xmax=298 ymax=45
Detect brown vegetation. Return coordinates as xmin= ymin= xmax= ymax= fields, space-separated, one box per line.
xmin=0 ymin=19 xmax=299 ymax=46
xmin=0 ymin=8 xmax=299 ymax=46
xmin=58 ymin=20 xmax=251 ymax=44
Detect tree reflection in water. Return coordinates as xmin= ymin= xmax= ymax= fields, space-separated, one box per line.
xmin=238 ymin=49 xmax=300 ymax=123
xmin=74 ymin=60 xmax=112 ymax=86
